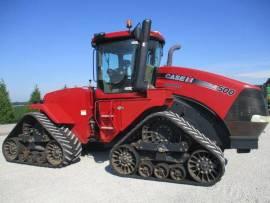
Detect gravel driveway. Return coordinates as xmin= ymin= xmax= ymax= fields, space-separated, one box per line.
xmin=0 ymin=124 xmax=16 ymax=136
xmin=0 ymin=124 xmax=269 ymax=203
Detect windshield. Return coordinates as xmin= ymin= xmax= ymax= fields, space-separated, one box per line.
xmin=96 ymin=39 xmax=138 ymax=93
xmin=96 ymin=39 xmax=163 ymax=93
xmin=145 ymin=40 xmax=163 ymax=85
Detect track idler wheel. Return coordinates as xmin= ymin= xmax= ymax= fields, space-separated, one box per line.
xmin=169 ymin=164 xmax=186 ymax=181
xmin=138 ymin=161 xmax=153 ymax=177
xmin=3 ymin=138 xmax=20 ymax=161
xmin=110 ymin=145 xmax=139 ymax=175
xmin=187 ymin=149 xmax=222 ymax=184
xmin=153 ymin=163 xmax=169 ymax=179
xmin=45 ymin=141 xmax=63 ymax=166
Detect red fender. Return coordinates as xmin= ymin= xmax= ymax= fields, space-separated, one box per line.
xmin=29 ymin=87 xmax=94 ymax=144
xmin=30 ymin=103 xmax=74 ymax=124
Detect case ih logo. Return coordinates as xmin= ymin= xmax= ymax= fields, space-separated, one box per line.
xmin=165 ymin=73 xmax=195 ymax=83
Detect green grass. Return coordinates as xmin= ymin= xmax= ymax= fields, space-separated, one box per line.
xmin=0 ymin=105 xmax=37 ymax=124
xmin=13 ymin=105 xmax=31 ymax=122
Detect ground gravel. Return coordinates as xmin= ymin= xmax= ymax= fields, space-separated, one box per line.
xmin=0 ymin=124 xmax=269 ymax=203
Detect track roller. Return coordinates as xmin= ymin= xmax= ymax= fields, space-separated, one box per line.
xmin=169 ymin=164 xmax=186 ymax=181
xmin=138 ymin=161 xmax=153 ymax=177
xmin=35 ymin=152 xmax=46 ymax=164
xmin=153 ymin=163 xmax=169 ymax=179
xmin=18 ymin=144 xmax=30 ymax=162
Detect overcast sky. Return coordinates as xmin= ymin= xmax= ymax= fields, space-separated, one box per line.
xmin=1 ymin=0 xmax=270 ymax=101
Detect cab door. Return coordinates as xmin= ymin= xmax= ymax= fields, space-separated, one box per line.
xmin=94 ymin=89 xmax=143 ymax=143
xmin=95 ymin=97 xmax=122 ymax=142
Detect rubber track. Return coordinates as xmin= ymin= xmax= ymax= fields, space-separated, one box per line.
xmin=3 ymin=112 xmax=82 ymax=168
xmin=111 ymin=110 xmax=226 ymax=184
xmin=31 ymin=112 xmax=82 ymax=166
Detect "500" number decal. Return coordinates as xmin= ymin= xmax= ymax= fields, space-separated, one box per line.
xmin=216 ymin=86 xmax=235 ymax=96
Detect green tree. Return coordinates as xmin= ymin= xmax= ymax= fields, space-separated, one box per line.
xmin=0 ymin=79 xmax=15 ymax=124
xmin=29 ymin=85 xmax=41 ymax=104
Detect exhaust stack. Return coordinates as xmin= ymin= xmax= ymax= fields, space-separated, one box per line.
xmin=133 ymin=19 xmax=152 ymax=92
xmin=167 ymin=44 xmax=181 ymax=66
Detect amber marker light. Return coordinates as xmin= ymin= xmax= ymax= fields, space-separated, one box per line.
xmin=126 ymin=19 xmax=132 ymax=30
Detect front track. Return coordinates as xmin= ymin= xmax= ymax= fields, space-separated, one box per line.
xmin=2 ymin=112 xmax=82 ymax=168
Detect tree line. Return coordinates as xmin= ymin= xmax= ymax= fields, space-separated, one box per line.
xmin=0 ymin=79 xmax=41 ymax=124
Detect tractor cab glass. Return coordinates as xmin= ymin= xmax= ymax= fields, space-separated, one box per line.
xmin=96 ymin=39 xmax=163 ymax=93
xmin=145 ymin=40 xmax=163 ymax=85
xmin=96 ymin=39 xmax=138 ymax=93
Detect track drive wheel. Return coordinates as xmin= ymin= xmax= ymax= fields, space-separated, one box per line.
xmin=45 ymin=141 xmax=63 ymax=166
xmin=153 ymin=163 xmax=169 ymax=179
xmin=3 ymin=138 xmax=20 ymax=161
xmin=187 ymin=149 xmax=222 ymax=184
xmin=169 ymin=164 xmax=186 ymax=181
xmin=110 ymin=145 xmax=139 ymax=175
xmin=138 ymin=161 xmax=153 ymax=177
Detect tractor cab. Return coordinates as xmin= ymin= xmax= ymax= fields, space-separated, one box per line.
xmin=92 ymin=20 xmax=165 ymax=94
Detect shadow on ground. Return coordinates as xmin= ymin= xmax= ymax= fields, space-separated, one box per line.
xmin=81 ymin=143 xmax=111 ymax=164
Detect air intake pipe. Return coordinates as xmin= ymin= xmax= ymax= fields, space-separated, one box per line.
xmin=167 ymin=44 xmax=181 ymax=66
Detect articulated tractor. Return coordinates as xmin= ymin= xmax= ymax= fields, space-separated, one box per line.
xmin=3 ymin=20 xmax=268 ymax=186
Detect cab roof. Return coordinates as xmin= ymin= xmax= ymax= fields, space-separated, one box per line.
xmin=92 ymin=30 xmax=165 ymax=46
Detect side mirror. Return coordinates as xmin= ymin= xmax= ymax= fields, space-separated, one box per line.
xmin=132 ymin=23 xmax=141 ymax=41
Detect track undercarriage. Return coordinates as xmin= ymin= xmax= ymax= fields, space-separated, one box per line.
xmin=2 ymin=112 xmax=82 ymax=168
xmin=3 ymin=111 xmax=225 ymax=186
xmin=110 ymin=111 xmax=226 ymax=186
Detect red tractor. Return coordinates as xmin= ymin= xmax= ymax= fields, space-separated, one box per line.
xmin=2 ymin=19 xmax=268 ymax=185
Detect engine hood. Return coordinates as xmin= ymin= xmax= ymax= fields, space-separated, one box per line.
xmin=157 ymin=66 xmax=259 ymax=90
xmin=156 ymin=66 xmax=262 ymax=119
